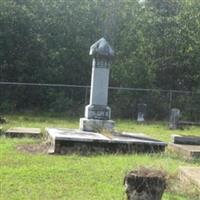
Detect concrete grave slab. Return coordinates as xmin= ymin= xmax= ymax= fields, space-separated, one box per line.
xmin=46 ymin=128 xmax=166 ymax=154
xmin=6 ymin=127 xmax=41 ymax=138
xmin=179 ymin=167 xmax=200 ymax=190
xmin=169 ymin=143 xmax=200 ymax=159
xmin=120 ymin=132 xmax=159 ymax=141
xmin=172 ymin=134 xmax=200 ymax=145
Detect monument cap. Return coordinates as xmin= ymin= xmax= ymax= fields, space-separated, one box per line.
xmin=89 ymin=38 xmax=114 ymax=58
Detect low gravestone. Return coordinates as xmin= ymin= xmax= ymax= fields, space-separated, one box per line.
xmin=124 ymin=168 xmax=166 ymax=200
xmin=137 ymin=103 xmax=147 ymax=122
xmin=169 ymin=108 xmax=180 ymax=129
xmin=169 ymin=134 xmax=200 ymax=159
xmin=5 ymin=128 xmax=41 ymax=138
xmin=0 ymin=116 xmax=7 ymax=124
xmin=172 ymin=134 xmax=200 ymax=145
xmin=169 ymin=143 xmax=200 ymax=159
xmin=179 ymin=167 xmax=200 ymax=191
xmin=169 ymin=108 xmax=200 ymax=129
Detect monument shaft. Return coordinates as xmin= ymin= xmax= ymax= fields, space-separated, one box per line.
xmin=90 ymin=59 xmax=110 ymax=106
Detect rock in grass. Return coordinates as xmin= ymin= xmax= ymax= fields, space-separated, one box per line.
xmin=0 ymin=117 xmax=7 ymax=124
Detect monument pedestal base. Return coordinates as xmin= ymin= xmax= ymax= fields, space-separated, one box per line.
xmin=85 ymin=104 xmax=111 ymax=120
xmin=80 ymin=118 xmax=115 ymax=132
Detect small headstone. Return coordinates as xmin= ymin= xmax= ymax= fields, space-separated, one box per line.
xmin=169 ymin=108 xmax=180 ymax=129
xmin=169 ymin=143 xmax=200 ymax=159
xmin=0 ymin=116 xmax=7 ymax=124
xmin=172 ymin=134 xmax=200 ymax=145
xmin=5 ymin=128 xmax=41 ymax=138
xmin=124 ymin=168 xmax=166 ymax=200
xmin=179 ymin=167 xmax=200 ymax=190
xmin=137 ymin=103 xmax=147 ymax=122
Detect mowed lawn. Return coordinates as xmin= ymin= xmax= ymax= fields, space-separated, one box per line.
xmin=0 ymin=114 xmax=200 ymax=200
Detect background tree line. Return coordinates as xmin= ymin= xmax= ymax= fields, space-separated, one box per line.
xmin=0 ymin=0 xmax=200 ymax=119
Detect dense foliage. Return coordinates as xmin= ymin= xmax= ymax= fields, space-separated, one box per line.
xmin=0 ymin=0 xmax=200 ymax=119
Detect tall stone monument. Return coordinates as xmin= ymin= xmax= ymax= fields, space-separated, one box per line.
xmin=46 ymin=39 xmax=167 ymax=155
xmin=80 ymin=38 xmax=115 ymax=132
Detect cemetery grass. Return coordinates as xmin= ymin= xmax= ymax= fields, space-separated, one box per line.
xmin=0 ymin=114 xmax=200 ymax=200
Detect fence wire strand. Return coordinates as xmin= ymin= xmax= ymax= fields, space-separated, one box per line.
xmin=0 ymin=82 xmax=199 ymax=120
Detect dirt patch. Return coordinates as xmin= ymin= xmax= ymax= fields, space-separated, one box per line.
xmin=16 ymin=142 xmax=50 ymax=154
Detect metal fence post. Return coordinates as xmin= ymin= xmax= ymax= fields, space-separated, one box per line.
xmin=84 ymin=87 xmax=89 ymax=106
xmin=169 ymin=90 xmax=173 ymax=116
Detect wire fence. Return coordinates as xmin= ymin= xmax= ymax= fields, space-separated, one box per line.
xmin=0 ymin=82 xmax=200 ymax=121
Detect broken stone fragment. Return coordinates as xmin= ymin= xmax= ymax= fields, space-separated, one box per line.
xmin=124 ymin=167 xmax=166 ymax=200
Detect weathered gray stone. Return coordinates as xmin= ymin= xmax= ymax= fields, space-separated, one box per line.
xmin=169 ymin=108 xmax=180 ymax=129
xmin=85 ymin=105 xmax=111 ymax=120
xmin=80 ymin=118 xmax=114 ymax=132
xmin=46 ymin=128 xmax=166 ymax=154
xmin=137 ymin=103 xmax=147 ymax=122
xmin=5 ymin=127 xmax=41 ymax=138
xmin=80 ymin=38 xmax=115 ymax=132
xmin=169 ymin=109 xmax=200 ymax=129
xmin=179 ymin=167 xmax=200 ymax=190
xmin=122 ymin=132 xmax=151 ymax=139
xmin=169 ymin=143 xmax=200 ymax=159
xmin=169 ymin=108 xmax=180 ymax=128
xmin=89 ymin=38 xmax=114 ymax=58
xmin=124 ymin=168 xmax=166 ymax=200
xmin=120 ymin=132 xmax=161 ymax=142
xmin=172 ymin=134 xmax=200 ymax=145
